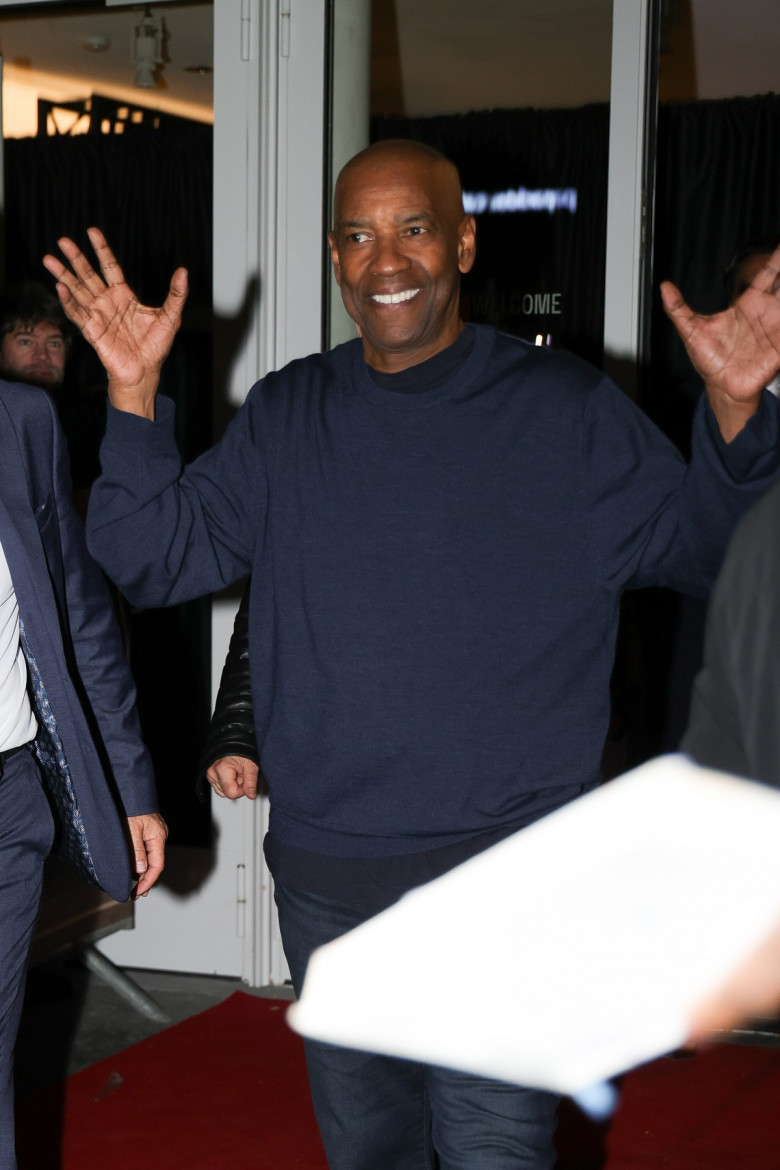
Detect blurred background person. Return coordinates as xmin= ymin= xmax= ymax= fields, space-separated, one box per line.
xmin=0 ymin=281 xmax=70 ymax=392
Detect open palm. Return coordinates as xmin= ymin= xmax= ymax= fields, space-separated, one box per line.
xmin=43 ymin=227 xmax=188 ymax=408
xmin=661 ymin=246 xmax=780 ymax=404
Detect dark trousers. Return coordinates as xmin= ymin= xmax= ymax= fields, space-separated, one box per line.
xmin=274 ymin=881 xmax=559 ymax=1170
xmin=0 ymin=749 xmax=54 ymax=1170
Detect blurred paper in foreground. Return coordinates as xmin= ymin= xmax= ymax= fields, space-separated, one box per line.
xmin=287 ymin=755 xmax=780 ymax=1095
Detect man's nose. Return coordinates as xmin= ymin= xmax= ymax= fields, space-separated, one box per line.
xmin=371 ymin=235 xmax=410 ymax=275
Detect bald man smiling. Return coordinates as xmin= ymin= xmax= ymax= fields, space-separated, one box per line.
xmin=45 ymin=139 xmax=780 ymax=1168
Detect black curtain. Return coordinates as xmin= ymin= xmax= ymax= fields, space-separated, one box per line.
xmin=3 ymin=126 xmax=212 ymax=308
xmin=374 ymin=105 xmax=610 ymax=366
xmin=2 ymin=126 xmax=215 ymax=847
xmin=635 ymin=92 xmax=780 ymax=763
xmin=378 ymin=94 xmax=779 ymax=768
xmin=647 ymin=92 xmax=780 ymax=447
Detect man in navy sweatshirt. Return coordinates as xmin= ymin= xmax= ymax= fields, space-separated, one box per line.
xmin=45 ymin=140 xmax=780 ymax=1169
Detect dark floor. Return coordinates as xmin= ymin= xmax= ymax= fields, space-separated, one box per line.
xmin=15 ymin=951 xmax=293 ymax=1100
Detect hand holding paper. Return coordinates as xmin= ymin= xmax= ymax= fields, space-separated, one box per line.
xmin=288 ymin=756 xmax=780 ymax=1096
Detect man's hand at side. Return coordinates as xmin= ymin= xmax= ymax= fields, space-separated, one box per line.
xmin=127 ymin=811 xmax=168 ymax=898
xmin=207 ymin=755 xmax=260 ymax=801
xmin=42 ymin=226 xmax=187 ymax=421
xmin=661 ymin=243 xmax=780 ymax=442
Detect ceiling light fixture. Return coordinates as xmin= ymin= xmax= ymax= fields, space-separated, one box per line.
xmin=131 ymin=7 xmax=164 ymax=89
xmin=83 ymin=35 xmax=111 ymax=53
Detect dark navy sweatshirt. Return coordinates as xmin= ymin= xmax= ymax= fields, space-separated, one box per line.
xmin=88 ymin=325 xmax=780 ymax=901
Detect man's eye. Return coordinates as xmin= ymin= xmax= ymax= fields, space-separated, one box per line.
xmin=406 ymin=226 xmax=426 ymax=236
xmin=347 ymin=232 xmax=370 ymax=244
xmin=48 ymin=341 xmax=64 ymax=351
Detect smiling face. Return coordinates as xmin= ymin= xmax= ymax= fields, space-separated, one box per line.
xmin=328 ymin=142 xmax=476 ymax=372
xmin=0 ymin=320 xmax=67 ymax=390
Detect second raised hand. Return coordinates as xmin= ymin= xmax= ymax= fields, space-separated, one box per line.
xmin=43 ymin=226 xmax=188 ymax=419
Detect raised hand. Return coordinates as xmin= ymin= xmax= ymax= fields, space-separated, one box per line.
xmin=661 ymin=244 xmax=780 ymax=442
xmin=43 ymin=226 xmax=188 ymax=419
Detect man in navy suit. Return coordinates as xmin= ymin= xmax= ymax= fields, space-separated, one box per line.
xmin=0 ymin=380 xmax=166 ymax=1170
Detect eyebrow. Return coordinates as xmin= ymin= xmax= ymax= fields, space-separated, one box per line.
xmin=338 ymin=212 xmax=434 ymax=230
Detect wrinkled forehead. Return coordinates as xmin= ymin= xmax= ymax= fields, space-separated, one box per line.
xmin=333 ymin=154 xmax=462 ymax=227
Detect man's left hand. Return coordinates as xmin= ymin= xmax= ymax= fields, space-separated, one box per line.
xmin=661 ymin=244 xmax=780 ymax=442
xmin=126 ymin=811 xmax=168 ymax=898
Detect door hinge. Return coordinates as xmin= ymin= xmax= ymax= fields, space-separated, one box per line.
xmin=240 ymin=0 xmax=251 ymax=61
xmin=280 ymin=0 xmax=291 ymax=58
xmin=236 ymin=863 xmax=247 ymax=938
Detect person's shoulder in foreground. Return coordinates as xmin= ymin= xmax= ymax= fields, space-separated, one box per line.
xmin=683 ymin=476 xmax=780 ymax=787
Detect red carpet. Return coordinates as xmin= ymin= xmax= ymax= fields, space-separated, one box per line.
xmin=16 ymin=992 xmax=780 ymax=1168
xmin=604 ymin=1044 xmax=780 ymax=1169
xmin=16 ymin=993 xmax=327 ymax=1169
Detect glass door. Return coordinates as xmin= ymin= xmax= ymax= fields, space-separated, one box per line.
xmin=327 ymin=0 xmax=654 ymax=377
xmin=626 ymin=0 xmax=780 ymax=764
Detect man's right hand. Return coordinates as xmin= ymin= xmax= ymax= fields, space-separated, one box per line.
xmin=688 ymin=920 xmax=780 ymax=1041
xmin=207 ymin=755 xmax=260 ymax=800
xmin=42 ymin=226 xmax=188 ymax=420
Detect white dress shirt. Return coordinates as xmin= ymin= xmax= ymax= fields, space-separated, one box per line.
xmin=0 ymin=539 xmax=38 ymax=752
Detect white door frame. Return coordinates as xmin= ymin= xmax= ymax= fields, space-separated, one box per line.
xmin=100 ymin=0 xmax=329 ymax=983
xmin=604 ymin=0 xmax=654 ymax=378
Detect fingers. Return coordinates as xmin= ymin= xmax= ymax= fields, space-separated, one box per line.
xmin=745 ymin=244 xmax=780 ymax=297
xmin=163 ymin=267 xmax=189 ymax=327
xmin=660 ymin=279 xmax=700 ymax=346
xmin=127 ymin=813 xmax=168 ymax=898
xmin=86 ymin=226 xmax=129 ymax=289
xmin=41 ymin=261 xmax=91 ymax=330
xmin=241 ymin=761 xmax=260 ymax=800
xmin=42 ymin=238 xmax=110 ymax=334
xmin=42 ymin=229 xmax=127 ymax=321
xmin=55 ymin=234 xmax=111 ymax=297
xmin=135 ymin=836 xmax=165 ymax=897
xmin=207 ymin=758 xmax=243 ymax=799
xmin=659 ymin=279 xmax=687 ymax=319
xmin=207 ymin=756 xmax=259 ymax=800
xmin=688 ymin=921 xmax=780 ymax=1041
xmin=42 ymin=248 xmax=88 ymax=323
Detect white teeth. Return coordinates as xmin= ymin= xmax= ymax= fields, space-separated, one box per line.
xmin=371 ymin=289 xmax=420 ymax=305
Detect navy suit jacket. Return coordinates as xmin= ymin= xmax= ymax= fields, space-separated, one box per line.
xmin=0 ymin=381 xmax=156 ymax=902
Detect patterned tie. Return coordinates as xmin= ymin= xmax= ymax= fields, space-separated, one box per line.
xmin=18 ymin=617 xmax=99 ymax=887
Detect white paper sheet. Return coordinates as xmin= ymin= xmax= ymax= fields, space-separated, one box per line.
xmin=287 ymin=755 xmax=780 ymax=1095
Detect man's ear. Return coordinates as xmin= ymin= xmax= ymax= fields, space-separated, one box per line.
xmin=457 ymin=216 xmax=477 ymax=275
xmin=327 ymin=231 xmax=342 ymax=286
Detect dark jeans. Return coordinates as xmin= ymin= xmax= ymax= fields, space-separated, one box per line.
xmin=0 ymin=749 xmax=54 ymax=1170
xmin=274 ymin=881 xmax=559 ymax=1170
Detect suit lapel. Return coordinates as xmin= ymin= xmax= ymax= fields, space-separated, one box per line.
xmin=0 ymin=395 xmax=63 ymax=654
xmin=0 ymin=396 xmax=99 ymax=887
